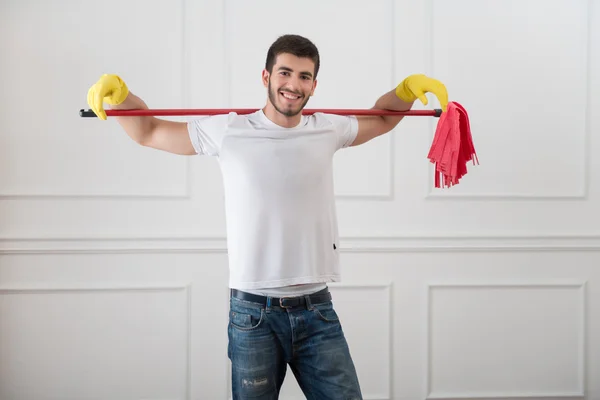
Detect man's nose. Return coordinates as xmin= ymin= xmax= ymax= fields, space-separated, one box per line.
xmin=284 ymin=77 xmax=302 ymax=92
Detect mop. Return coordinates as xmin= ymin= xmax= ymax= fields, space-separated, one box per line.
xmin=79 ymin=105 xmax=478 ymax=188
xmin=427 ymin=101 xmax=479 ymax=188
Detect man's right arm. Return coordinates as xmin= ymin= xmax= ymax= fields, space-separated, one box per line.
xmin=111 ymin=92 xmax=196 ymax=155
xmin=87 ymin=74 xmax=196 ymax=156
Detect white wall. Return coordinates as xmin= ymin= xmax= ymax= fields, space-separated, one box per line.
xmin=1 ymin=0 xmax=598 ymax=399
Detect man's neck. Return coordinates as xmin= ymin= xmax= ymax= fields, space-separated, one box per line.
xmin=262 ymin=103 xmax=302 ymax=128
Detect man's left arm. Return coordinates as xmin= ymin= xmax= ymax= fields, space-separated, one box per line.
xmin=351 ymin=74 xmax=448 ymax=146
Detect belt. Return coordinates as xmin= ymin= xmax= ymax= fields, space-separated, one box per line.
xmin=230 ymin=287 xmax=332 ymax=308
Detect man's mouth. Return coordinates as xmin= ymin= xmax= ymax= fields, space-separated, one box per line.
xmin=280 ymin=91 xmax=302 ymax=102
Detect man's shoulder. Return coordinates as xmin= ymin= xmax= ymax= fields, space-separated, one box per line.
xmin=200 ymin=111 xmax=252 ymax=123
xmin=309 ymin=112 xmax=356 ymax=127
xmin=189 ymin=110 xmax=258 ymax=129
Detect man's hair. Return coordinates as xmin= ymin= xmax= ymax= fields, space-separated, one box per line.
xmin=265 ymin=34 xmax=320 ymax=78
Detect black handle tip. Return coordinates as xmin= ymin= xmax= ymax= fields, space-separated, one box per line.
xmin=434 ymin=108 xmax=443 ymax=117
xmin=79 ymin=109 xmax=98 ymax=118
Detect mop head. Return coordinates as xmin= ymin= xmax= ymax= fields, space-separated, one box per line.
xmin=428 ymin=101 xmax=478 ymax=188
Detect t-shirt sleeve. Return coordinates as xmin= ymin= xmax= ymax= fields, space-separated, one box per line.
xmin=320 ymin=113 xmax=359 ymax=150
xmin=186 ymin=114 xmax=230 ymax=156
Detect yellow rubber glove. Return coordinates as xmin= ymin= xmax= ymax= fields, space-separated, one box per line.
xmin=86 ymin=74 xmax=129 ymax=120
xmin=395 ymin=74 xmax=448 ymax=112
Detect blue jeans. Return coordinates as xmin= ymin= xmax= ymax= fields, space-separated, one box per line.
xmin=227 ymin=290 xmax=363 ymax=399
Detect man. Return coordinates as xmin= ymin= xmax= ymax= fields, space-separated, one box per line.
xmin=87 ymin=34 xmax=448 ymax=399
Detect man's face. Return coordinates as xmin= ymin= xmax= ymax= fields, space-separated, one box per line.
xmin=263 ymin=53 xmax=317 ymax=117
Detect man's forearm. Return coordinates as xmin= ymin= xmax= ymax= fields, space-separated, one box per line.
xmin=110 ymin=92 xmax=157 ymax=144
xmin=353 ymin=74 xmax=447 ymax=146
xmin=353 ymin=88 xmax=416 ymax=146
xmin=372 ymin=88 xmax=414 ymax=126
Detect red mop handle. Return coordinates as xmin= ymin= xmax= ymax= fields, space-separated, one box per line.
xmin=79 ymin=108 xmax=443 ymax=118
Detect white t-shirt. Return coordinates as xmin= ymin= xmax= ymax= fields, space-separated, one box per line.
xmin=187 ymin=109 xmax=358 ymax=291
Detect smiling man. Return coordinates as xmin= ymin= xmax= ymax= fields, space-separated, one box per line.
xmin=87 ymin=34 xmax=448 ymax=399
xmin=264 ymin=52 xmax=316 ymax=124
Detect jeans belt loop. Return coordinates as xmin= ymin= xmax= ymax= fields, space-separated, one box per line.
xmin=304 ymin=294 xmax=314 ymax=310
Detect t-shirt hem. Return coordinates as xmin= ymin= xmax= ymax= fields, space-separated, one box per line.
xmin=230 ymin=274 xmax=341 ymax=290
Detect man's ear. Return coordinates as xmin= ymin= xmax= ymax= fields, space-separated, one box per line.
xmin=310 ymin=79 xmax=318 ymax=96
xmin=262 ymin=69 xmax=269 ymax=88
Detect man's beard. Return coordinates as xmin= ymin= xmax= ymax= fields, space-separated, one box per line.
xmin=268 ymin=80 xmax=310 ymax=117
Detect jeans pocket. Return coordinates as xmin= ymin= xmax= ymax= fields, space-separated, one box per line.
xmin=312 ymin=302 xmax=340 ymax=323
xmin=229 ymin=307 xmax=265 ymax=331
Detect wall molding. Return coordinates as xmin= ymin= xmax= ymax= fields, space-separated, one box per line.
xmin=0 ymin=0 xmax=191 ymax=201
xmin=0 ymin=283 xmax=193 ymax=400
xmin=2 ymin=235 xmax=600 ymax=254
xmin=424 ymin=0 xmax=591 ymax=201
xmin=424 ymin=281 xmax=587 ymax=400
xmin=425 ymin=392 xmax=584 ymax=400
xmin=334 ymin=282 xmax=393 ymax=400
